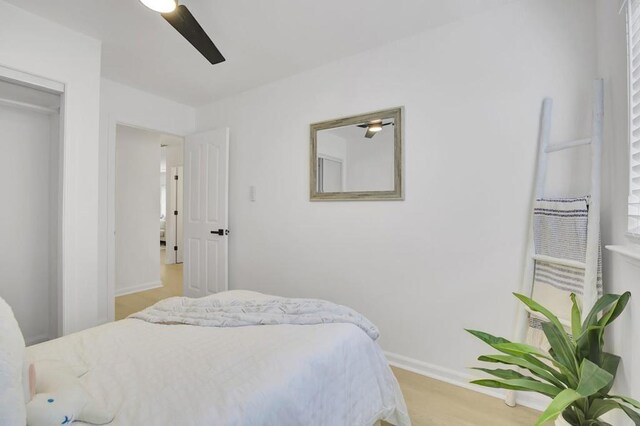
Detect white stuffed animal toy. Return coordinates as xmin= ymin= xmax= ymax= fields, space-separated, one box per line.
xmin=26 ymin=360 xmax=114 ymax=426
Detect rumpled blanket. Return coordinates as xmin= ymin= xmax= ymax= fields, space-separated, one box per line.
xmin=130 ymin=294 xmax=381 ymax=340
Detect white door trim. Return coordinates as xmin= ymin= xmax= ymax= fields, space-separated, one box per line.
xmin=0 ymin=64 xmax=64 ymax=93
xmin=0 ymin=65 xmax=65 ymax=337
xmin=105 ymin=117 xmax=186 ymax=322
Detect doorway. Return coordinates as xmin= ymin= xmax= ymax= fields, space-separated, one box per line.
xmin=114 ymin=125 xmax=184 ymax=320
xmin=0 ymin=78 xmax=62 ymax=344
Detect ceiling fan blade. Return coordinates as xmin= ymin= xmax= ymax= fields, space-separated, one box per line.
xmin=358 ymin=122 xmax=392 ymax=129
xmin=364 ymin=129 xmax=376 ymax=138
xmin=162 ymin=5 xmax=225 ymax=65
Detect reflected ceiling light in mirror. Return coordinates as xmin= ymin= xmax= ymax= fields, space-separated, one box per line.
xmin=357 ymin=120 xmax=393 ymax=139
xmin=139 ymin=0 xmax=177 ymax=13
xmin=367 ymin=121 xmax=383 ymax=132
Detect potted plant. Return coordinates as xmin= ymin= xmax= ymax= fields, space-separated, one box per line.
xmin=467 ymin=292 xmax=639 ymax=425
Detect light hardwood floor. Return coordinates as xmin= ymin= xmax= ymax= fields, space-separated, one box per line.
xmin=390 ymin=367 xmax=542 ymax=426
xmin=114 ymin=247 xmax=183 ymax=320
xmin=115 ymin=255 xmax=541 ymax=425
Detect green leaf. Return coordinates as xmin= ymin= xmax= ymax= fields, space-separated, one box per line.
xmin=465 ymin=329 xmax=510 ymax=346
xmin=535 ymin=389 xmax=583 ymax=425
xmin=575 ymin=324 xmax=604 ymax=341
xmin=586 ymin=398 xmax=640 ymax=424
xmin=521 ymin=352 xmax=571 ymax=387
xmin=598 ymin=292 xmax=631 ymax=329
xmin=562 ymin=407 xmax=580 ymax=425
xmin=542 ymin=321 xmax=579 ymax=376
xmin=575 ymin=407 xmax=588 ymax=425
xmin=477 ymin=354 xmax=566 ymax=388
xmin=470 ymin=378 xmax=561 ymax=398
xmin=570 ymin=293 xmax=582 ymax=338
xmin=466 ymin=329 xmax=557 ymax=364
xmin=599 ymin=398 xmax=640 ymax=426
xmin=492 ymin=342 xmax=555 ymax=362
xmin=598 ymin=352 xmax=621 ymax=395
xmin=575 ymin=359 xmax=613 ymax=397
xmin=576 ymin=293 xmax=631 ymax=368
xmin=587 ymin=399 xmax=624 ymax=419
xmin=514 ymin=293 xmax=569 ymax=337
xmin=588 ymin=327 xmax=603 ymax=366
xmin=471 ymin=367 xmax=528 ymax=381
xmin=582 ymin=294 xmax=620 ymax=329
xmin=620 ymin=404 xmax=640 ymax=425
xmin=575 ymin=325 xmax=605 ymax=366
xmin=609 ymin=395 xmax=640 ymax=410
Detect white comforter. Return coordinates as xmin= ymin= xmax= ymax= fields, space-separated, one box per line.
xmin=26 ymin=291 xmax=410 ymax=426
xmin=129 ymin=293 xmax=380 ymax=340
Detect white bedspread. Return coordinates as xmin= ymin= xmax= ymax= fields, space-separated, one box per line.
xmin=26 ymin=291 xmax=410 ymax=426
xmin=129 ymin=293 xmax=380 ymax=340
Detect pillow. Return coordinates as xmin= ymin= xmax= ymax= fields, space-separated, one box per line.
xmin=0 ymin=296 xmax=27 ymax=425
xmin=26 ymin=361 xmax=114 ymax=426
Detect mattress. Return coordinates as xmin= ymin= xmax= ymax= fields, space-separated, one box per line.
xmin=26 ymin=293 xmax=410 ymax=426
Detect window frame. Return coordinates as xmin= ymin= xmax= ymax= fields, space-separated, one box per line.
xmin=626 ymin=0 xmax=640 ymax=239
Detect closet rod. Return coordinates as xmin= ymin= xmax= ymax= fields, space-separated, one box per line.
xmin=0 ymin=97 xmax=59 ymax=114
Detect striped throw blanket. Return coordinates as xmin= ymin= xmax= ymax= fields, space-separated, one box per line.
xmin=527 ymin=197 xmax=603 ymax=348
xmin=533 ymin=197 xmax=602 ymax=295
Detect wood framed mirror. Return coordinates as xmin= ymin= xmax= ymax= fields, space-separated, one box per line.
xmin=310 ymin=107 xmax=403 ymax=201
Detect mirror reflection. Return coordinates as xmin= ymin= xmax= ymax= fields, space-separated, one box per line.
xmin=316 ymin=118 xmax=395 ymax=193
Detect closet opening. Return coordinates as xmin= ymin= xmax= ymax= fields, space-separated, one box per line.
xmin=0 ymin=76 xmax=63 ymax=345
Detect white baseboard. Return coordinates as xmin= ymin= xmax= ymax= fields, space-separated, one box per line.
xmin=384 ymin=351 xmax=549 ymax=412
xmin=115 ymin=280 xmax=162 ymax=297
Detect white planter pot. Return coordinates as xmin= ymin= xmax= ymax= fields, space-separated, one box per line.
xmin=555 ymin=416 xmax=571 ymax=426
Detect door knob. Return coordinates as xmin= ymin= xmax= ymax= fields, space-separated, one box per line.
xmin=211 ymin=229 xmax=229 ymax=235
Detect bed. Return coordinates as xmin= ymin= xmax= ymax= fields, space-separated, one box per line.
xmin=22 ymin=291 xmax=410 ymax=426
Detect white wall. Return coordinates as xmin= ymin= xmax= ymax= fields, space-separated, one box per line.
xmin=597 ymin=1 xmax=640 ymax=423
xmin=0 ymin=104 xmax=55 ymax=344
xmin=115 ymin=125 xmax=162 ymax=296
xmin=99 ymin=78 xmax=195 ymax=321
xmin=195 ymin=0 xmax=597 ymax=406
xmin=0 ymin=1 xmax=102 ymax=334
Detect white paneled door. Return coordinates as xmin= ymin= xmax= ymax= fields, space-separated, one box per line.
xmin=183 ymin=128 xmax=229 ymax=297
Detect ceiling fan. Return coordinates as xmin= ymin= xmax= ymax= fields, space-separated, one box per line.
xmin=139 ymin=0 xmax=225 ymax=65
xmin=356 ymin=120 xmax=394 ymax=139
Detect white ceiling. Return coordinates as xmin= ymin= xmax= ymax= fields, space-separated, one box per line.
xmin=6 ymin=0 xmax=515 ymax=106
